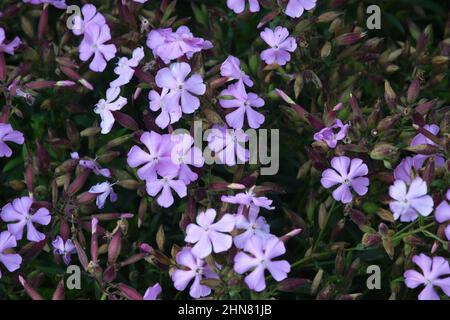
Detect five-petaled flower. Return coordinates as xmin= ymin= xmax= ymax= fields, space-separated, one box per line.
xmin=260 ymin=27 xmax=297 ymax=66
xmin=94 ymin=87 xmax=128 ymax=134
xmin=233 ymin=206 xmax=272 ymax=249
xmin=79 ymin=23 xmax=117 ymax=72
xmin=313 ymin=119 xmax=350 ymax=149
xmin=435 ymin=189 xmax=450 ymax=240
xmin=226 ymin=0 xmax=260 ymax=14
xmin=285 ymin=0 xmax=317 ymax=18
xmin=89 ymin=182 xmax=118 ymax=209
xmin=0 ymin=123 xmax=24 ymax=158
xmin=52 ymin=236 xmax=76 ymax=265
xmin=0 ymin=231 xmax=22 ymax=279
xmin=220 ymin=56 xmax=253 ymax=87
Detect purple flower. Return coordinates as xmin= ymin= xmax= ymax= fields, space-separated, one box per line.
xmin=171 ymin=247 xmax=219 ymax=298
xmin=0 ymin=196 xmax=51 ymax=242
xmin=221 ymin=186 xmax=274 ymax=210
xmin=72 ymin=153 xmax=111 ymax=178
xmin=404 ymin=253 xmax=450 ymax=300
xmin=52 ymin=236 xmax=76 ymax=265
xmin=94 ymin=87 xmax=128 ymax=134
xmin=389 ymin=177 xmax=434 ymax=222
xmin=170 ymin=133 xmax=204 ymax=184
xmin=155 ymin=62 xmax=206 ymax=114
xmin=219 ymin=81 xmax=265 ymax=129
xmin=320 ymin=156 xmax=369 ymax=204
xmin=146 ymin=174 xmax=187 ymax=208
xmin=0 ymin=27 xmax=21 ymax=55
xmin=233 ymin=206 xmax=271 ymax=249
xmin=148 ymin=88 xmax=182 ymax=129
xmin=146 ymin=26 xmax=212 ymax=64
xmin=110 ymin=47 xmax=145 ymax=88
xmin=285 ymin=0 xmax=317 ymax=18
xmin=127 ymin=131 xmax=179 ymax=182
xmin=0 ymin=123 xmax=24 ymax=158
xmin=260 ymin=27 xmax=297 ymax=66
xmin=185 ymin=209 xmax=235 ymax=259
xmin=0 ymin=231 xmax=22 ymax=278
xmin=393 ymin=156 xmax=413 ymax=184
xmin=227 ymin=0 xmax=260 ymax=14
xmin=207 ymin=125 xmax=249 ymax=166
xmin=220 ymin=56 xmax=253 ymax=87
xmin=410 ymin=124 xmax=445 ymax=170
xmin=234 ymin=236 xmax=290 ymax=292
xmin=22 ymin=0 xmax=67 ymax=9
xmin=313 ymin=119 xmax=350 ymax=148
xmin=79 ymin=23 xmax=117 ymax=72
xmin=143 ymin=283 xmax=162 ymax=300
xmin=71 ymin=4 xmax=105 ymax=36
xmin=89 ymin=182 xmax=118 ymax=209
xmin=435 ymin=189 xmax=450 ymax=240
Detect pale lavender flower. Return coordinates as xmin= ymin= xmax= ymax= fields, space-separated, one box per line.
xmin=52 ymin=236 xmax=76 ymax=265
xmin=404 ymin=253 xmax=450 ymax=300
xmin=320 ymin=156 xmax=369 ymax=204
xmin=227 ymin=0 xmax=260 ymax=14
xmin=172 ymin=247 xmax=219 ymax=298
xmin=0 ymin=231 xmax=22 ymax=278
xmin=389 ymin=177 xmax=434 ymax=222
xmin=143 ymin=283 xmax=162 ymax=300
xmin=148 ymin=88 xmax=182 ymax=129
xmin=185 ymin=209 xmax=235 ymax=259
xmin=234 ymin=236 xmax=290 ymax=292
xmin=146 ymin=174 xmax=187 ymax=208
xmin=207 ymin=125 xmax=249 ymax=166
xmin=72 ymin=153 xmax=111 ymax=178
xmin=0 ymin=123 xmax=24 ymax=158
xmin=22 ymin=0 xmax=67 ymax=9
xmin=410 ymin=124 xmax=445 ymax=170
xmin=0 ymin=27 xmax=21 ymax=55
xmin=219 ymin=81 xmax=265 ymax=129
xmin=71 ymin=4 xmax=105 ymax=36
xmin=94 ymin=87 xmax=127 ymax=134
xmin=260 ymin=27 xmax=297 ymax=66
xmin=146 ymin=26 xmax=212 ymax=64
xmin=435 ymin=189 xmax=450 ymax=240
xmin=127 ymin=131 xmax=179 ymax=182
xmin=285 ymin=0 xmax=317 ymax=18
xmin=155 ymin=62 xmax=206 ymax=114
xmin=0 ymin=196 xmax=51 ymax=242
xmin=221 ymin=186 xmax=274 ymax=210
xmin=89 ymin=182 xmax=118 ymax=209
xmin=233 ymin=205 xmax=271 ymax=249
xmin=110 ymin=47 xmax=145 ymax=88
xmin=220 ymin=56 xmax=253 ymax=87
xmin=170 ymin=133 xmax=204 ymax=184
xmin=313 ymin=119 xmax=350 ymax=148
xmin=79 ymin=23 xmax=117 ymax=72
xmin=393 ymin=156 xmax=414 ymax=185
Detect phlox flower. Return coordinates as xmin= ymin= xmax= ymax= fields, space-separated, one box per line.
xmin=146 ymin=174 xmax=187 ymax=208
xmin=435 ymin=189 xmax=450 ymax=240
xmin=233 ymin=206 xmax=271 ymax=249
xmin=207 ymin=125 xmax=249 ymax=166
xmin=0 ymin=196 xmax=51 ymax=242
xmin=148 ymin=88 xmax=182 ymax=129
xmin=226 ymin=0 xmax=260 ymax=14
xmin=185 ymin=209 xmax=235 ymax=259
xmin=234 ymin=236 xmax=290 ymax=292
xmin=320 ymin=156 xmax=369 ymax=204
xmin=71 ymin=4 xmax=105 ymax=36
xmin=0 ymin=123 xmax=24 ymax=158
xmin=389 ymin=177 xmax=434 ymax=222
xmin=170 ymin=133 xmax=204 ymax=184
xmin=260 ymin=27 xmax=297 ymax=66
xmin=285 ymin=0 xmax=317 ymax=18
xmin=0 ymin=231 xmax=22 ymax=278
xmin=110 ymin=47 xmax=145 ymax=88
xmin=143 ymin=283 xmax=162 ymax=300
xmin=127 ymin=131 xmax=179 ymax=182
xmin=172 ymin=247 xmax=219 ymax=298
xmin=79 ymin=23 xmax=117 ymax=72
xmin=219 ymin=81 xmax=265 ymax=129
xmin=71 ymin=153 xmax=111 ymax=178
xmin=89 ymin=182 xmax=118 ymax=209
xmin=146 ymin=26 xmax=212 ymax=64
xmin=22 ymin=0 xmax=67 ymax=9
xmin=313 ymin=119 xmax=350 ymax=148
xmin=410 ymin=124 xmax=445 ymax=170
xmin=0 ymin=27 xmax=21 ymax=55
xmin=94 ymin=87 xmax=127 ymax=134
xmin=393 ymin=156 xmax=414 ymax=185
xmin=221 ymin=186 xmax=274 ymax=210
xmin=52 ymin=236 xmax=76 ymax=265
xmin=220 ymin=56 xmax=253 ymax=87
xmin=155 ymin=62 xmax=206 ymax=114
xmin=404 ymin=253 xmax=450 ymax=300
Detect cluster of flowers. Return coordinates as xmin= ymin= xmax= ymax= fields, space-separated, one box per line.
xmin=227 ymin=0 xmax=317 ymax=19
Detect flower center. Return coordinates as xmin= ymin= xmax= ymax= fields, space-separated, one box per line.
xmin=343 ymin=178 xmax=351 ymax=185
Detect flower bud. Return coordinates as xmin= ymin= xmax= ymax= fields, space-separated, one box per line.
xmin=407 ymin=79 xmax=420 ymax=104
xmin=277 ymin=278 xmax=310 ymax=292
xmin=335 ymin=32 xmax=367 ymax=46
xmin=108 ymin=229 xmax=122 ymax=265
xmin=117 ymin=283 xmax=143 ymax=300
xmin=19 ymin=275 xmax=44 ymax=300
xmin=362 ymin=233 xmax=382 ymax=247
